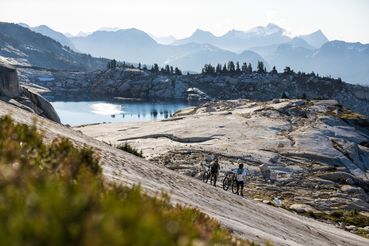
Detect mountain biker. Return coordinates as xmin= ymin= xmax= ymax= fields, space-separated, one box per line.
xmin=210 ymin=156 xmax=220 ymax=187
xmin=235 ymin=163 xmax=247 ymax=196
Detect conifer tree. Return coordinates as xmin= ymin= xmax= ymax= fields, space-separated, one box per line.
xmin=236 ymin=62 xmax=241 ymax=73
xmin=216 ymin=64 xmax=222 ymax=74
xmin=107 ymin=59 xmax=117 ymax=69
xmin=165 ymin=65 xmax=170 ymax=74
xmin=284 ymin=66 xmax=292 ymax=74
xmin=222 ymin=63 xmax=227 ymax=73
xmin=247 ymin=63 xmax=253 ymax=73
xmin=174 ymin=67 xmax=182 ymax=75
xmin=257 ymin=61 xmax=266 ymax=74
xmin=151 ymin=63 xmax=159 ymax=73
xmin=227 ymin=61 xmax=235 ymax=74
xmin=271 ymin=66 xmax=278 ymax=74
xmin=241 ymin=62 xmax=248 ymax=73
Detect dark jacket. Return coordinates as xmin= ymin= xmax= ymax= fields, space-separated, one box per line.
xmin=210 ymin=161 xmax=220 ymax=174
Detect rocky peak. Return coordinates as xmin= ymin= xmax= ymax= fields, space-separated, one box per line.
xmin=299 ymin=29 xmax=329 ymax=48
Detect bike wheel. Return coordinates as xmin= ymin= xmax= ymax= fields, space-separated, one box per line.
xmin=231 ymin=180 xmax=238 ymax=194
xmin=222 ymin=176 xmax=231 ymax=191
xmin=202 ymin=171 xmax=210 ymax=183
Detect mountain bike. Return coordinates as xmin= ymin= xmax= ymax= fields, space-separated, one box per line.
xmin=222 ymin=171 xmax=238 ymax=194
xmin=202 ymin=168 xmax=210 ymax=183
xmin=202 ymin=167 xmax=216 ymax=185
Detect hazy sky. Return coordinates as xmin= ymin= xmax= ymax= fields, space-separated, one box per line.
xmin=1 ymin=0 xmax=369 ymax=43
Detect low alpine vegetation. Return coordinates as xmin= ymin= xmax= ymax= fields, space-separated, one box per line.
xmin=116 ymin=142 xmax=144 ymax=157
xmin=0 ymin=115 xmax=248 ymax=245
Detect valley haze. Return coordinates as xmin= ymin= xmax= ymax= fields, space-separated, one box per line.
xmin=2 ymin=21 xmax=368 ymax=85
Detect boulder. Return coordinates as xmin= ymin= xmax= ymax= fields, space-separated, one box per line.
xmin=345 ymin=225 xmax=357 ymax=231
xmin=289 ymin=203 xmax=318 ymax=213
xmin=186 ymin=87 xmax=211 ymax=102
xmin=0 ymin=63 xmax=20 ymax=98
xmin=22 ymin=88 xmax=61 ymax=123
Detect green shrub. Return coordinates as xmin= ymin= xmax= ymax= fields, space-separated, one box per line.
xmin=342 ymin=210 xmax=369 ymax=227
xmin=280 ymin=92 xmax=289 ymax=99
xmin=301 ymin=209 xmax=369 ymax=229
xmin=0 ymin=115 xmax=245 ymax=245
xmin=116 ymin=142 xmax=143 ymax=158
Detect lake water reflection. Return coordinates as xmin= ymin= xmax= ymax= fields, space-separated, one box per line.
xmin=51 ymin=100 xmax=190 ymax=126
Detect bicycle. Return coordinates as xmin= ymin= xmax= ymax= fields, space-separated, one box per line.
xmin=222 ymin=171 xmax=238 ymax=194
xmin=202 ymin=168 xmax=210 ymax=183
xmin=202 ymin=167 xmax=216 ymax=185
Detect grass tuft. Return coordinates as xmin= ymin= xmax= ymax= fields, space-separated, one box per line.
xmin=116 ymin=142 xmax=144 ymax=157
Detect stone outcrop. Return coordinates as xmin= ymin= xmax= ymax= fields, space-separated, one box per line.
xmin=0 ymin=63 xmax=20 ymax=98
xmin=77 ymin=99 xmax=369 ymax=234
xmin=0 ymin=63 xmax=60 ymax=123
xmin=20 ymin=66 xmax=369 ymax=116
xmin=1 ymin=99 xmax=369 ymax=246
xmin=21 ymin=87 xmax=61 ymax=123
xmin=186 ymin=87 xmax=211 ymax=103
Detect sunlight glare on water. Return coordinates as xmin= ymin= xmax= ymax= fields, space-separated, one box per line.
xmin=90 ymin=103 xmax=124 ymax=115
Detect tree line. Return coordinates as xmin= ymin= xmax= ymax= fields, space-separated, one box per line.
xmin=150 ymin=63 xmax=182 ymax=75
xmin=107 ymin=59 xmax=341 ymax=83
xmin=107 ymin=59 xmax=182 ymax=75
xmin=202 ymin=61 xmax=271 ymax=75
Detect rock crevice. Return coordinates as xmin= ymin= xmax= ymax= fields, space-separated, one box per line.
xmin=118 ymin=133 xmax=224 ymax=144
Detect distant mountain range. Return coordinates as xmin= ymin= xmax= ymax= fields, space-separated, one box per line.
xmin=1 ymin=22 xmax=369 ymax=84
xmin=172 ymin=24 xmax=328 ymax=52
xmin=0 ymin=22 xmax=107 ymax=71
xmin=31 ymin=25 xmax=78 ymax=51
xmin=173 ymin=24 xmax=290 ymax=51
xmin=251 ymin=38 xmax=369 ymax=84
xmin=68 ymin=28 xmax=266 ymax=71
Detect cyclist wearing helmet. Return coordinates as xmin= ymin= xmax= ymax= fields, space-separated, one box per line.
xmin=235 ymin=162 xmax=247 ymax=196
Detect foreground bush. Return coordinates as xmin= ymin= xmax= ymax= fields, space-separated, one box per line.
xmin=0 ymin=115 xmax=244 ymax=245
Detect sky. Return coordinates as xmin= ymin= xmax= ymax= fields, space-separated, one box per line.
xmin=1 ymin=0 xmax=369 ymax=43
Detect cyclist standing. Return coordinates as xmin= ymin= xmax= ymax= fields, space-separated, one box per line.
xmin=235 ymin=162 xmax=247 ymax=196
xmin=210 ymin=156 xmax=220 ymax=187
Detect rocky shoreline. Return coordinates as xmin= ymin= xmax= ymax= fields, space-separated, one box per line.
xmin=18 ymin=66 xmax=369 ymax=117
